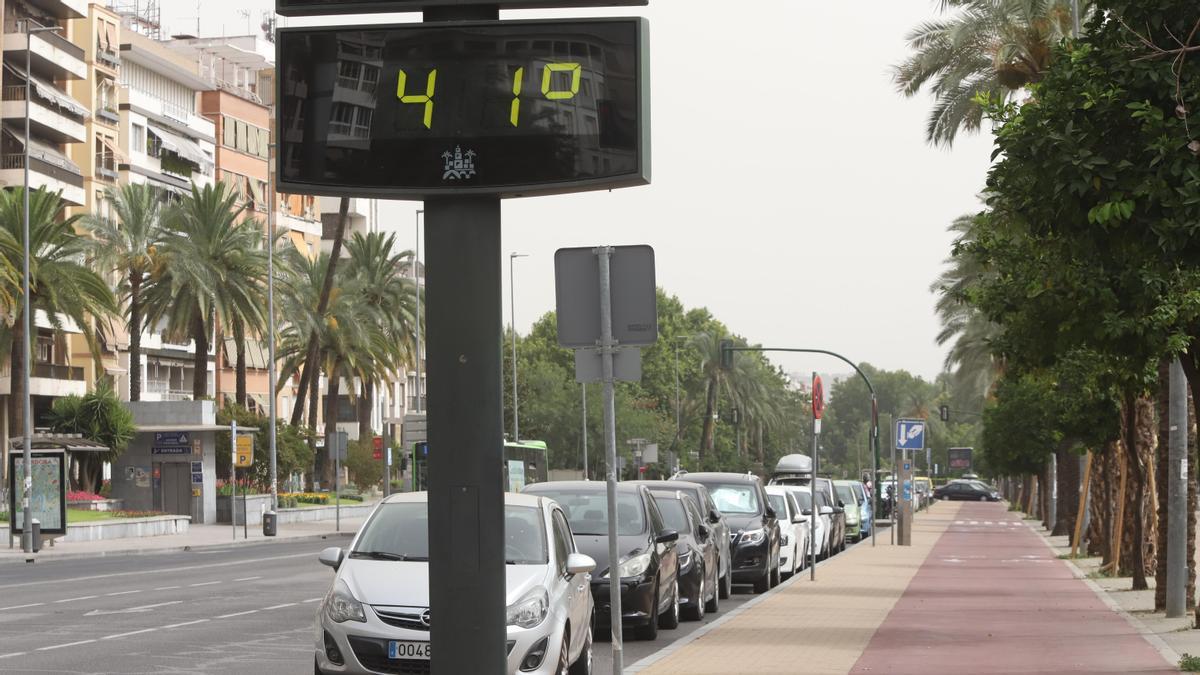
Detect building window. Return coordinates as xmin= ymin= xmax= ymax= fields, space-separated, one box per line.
xmin=223 ymin=118 xmax=235 ymax=148
xmin=35 ymin=335 xmax=53 ymax=364
xmin=132 ymin=124 xmax=146 ymax=154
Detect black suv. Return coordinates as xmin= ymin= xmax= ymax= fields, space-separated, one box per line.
xmin=523 ymin=481 xmax=681 ymax=640
xmin=674 ymin=472 xmax=780 ymax=593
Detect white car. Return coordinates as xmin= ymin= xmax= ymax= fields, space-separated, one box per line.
xmin=766 ymin=486 xmax=810 ymax=578
xmin=314 ymin=492 xmax=596 ymax=675
xmin=785 ymin=486 xmax=831 ymax=562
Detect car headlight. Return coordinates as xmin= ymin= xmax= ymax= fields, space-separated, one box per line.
xmin=506 ymin=588 xmax=549 ymax=629
xmin=325 ymin=579 xmax=366 ymax=624
xmin=740 ymin=528 xmax=766 ymax=546
xmin=605 ymin=551 xmax=652 ymax=579
xmin=678 ymin=549 xmax=693 ymax=571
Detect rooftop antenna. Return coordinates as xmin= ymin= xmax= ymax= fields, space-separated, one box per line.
xmin=238 ymin=9 xmax=251 ymax=35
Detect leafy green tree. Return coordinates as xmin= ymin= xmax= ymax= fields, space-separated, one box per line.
xmin=0 ymin=188 xmax=118 ymax=435
xmin=893 ymin=0 xmax=1082 ymax=145
xmin=46 ymin=380 xmax=135 ymax=493
xmin=215 ymin=404 xmax=313 ymax=490
xmin=82 ymin=183 xmax=166 ymax=402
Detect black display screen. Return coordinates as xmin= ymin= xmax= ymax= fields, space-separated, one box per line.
xmin=277 ymin=19 xmax=649 ymax=198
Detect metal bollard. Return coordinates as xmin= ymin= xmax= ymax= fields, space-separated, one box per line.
xmin=30 ymin=518 xmax=40 ymax=553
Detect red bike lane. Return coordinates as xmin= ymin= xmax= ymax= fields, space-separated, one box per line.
xmin=852 ymin=502 xmax=1177 ymax=674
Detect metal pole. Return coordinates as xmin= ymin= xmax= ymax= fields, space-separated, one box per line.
xmin=674 ymin=342 xmax=681 ymax=440
xmin=414 ymin=209 xmax=422 ymax=415
xmin=20 ymin=20 xmax=44 ymax=556
xmin=890 ymin=442 xmax=896 ymax=546
xmin=509 ymin=253 xmax=527 ymax=441
xmin=1167 ymin=358 xmax=1188 ymax=617
xmin=597 ymin=245 xmax=623 ymax=674
xmin=335 ymin=433 xmax=341 ymax=533
xmin=810 ymin=375 xmax=818 ymax=581
xmin=871 ymin=394 xmax=878 ymax=547
xmin=267 ymin=144 xmax=278 ymax=516
xmin=231 ymin=420 xmax=237 ymax=542
xmin=1070 ymin=0 xmax=1081 ymax=37
xmin=581 ymin=383 xmax=588 ymax=480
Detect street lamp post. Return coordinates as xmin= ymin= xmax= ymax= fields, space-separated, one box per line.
xmin=19 ymin=19 xmax=61 ymax=555
xmin=414 ymin=210 xmax=423 ymax=415
xmin=509 ymin=252 xmax=528 ymax=442
xmin=671 ymin=335 xmax=692 ymax=452
xmin=267 ymin=144 xmax=278 ymax=514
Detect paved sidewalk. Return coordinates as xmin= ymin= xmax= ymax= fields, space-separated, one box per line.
xmin=0 ymin=518 xmax=365 ymax=563
xmin=632 ymin=503 xmax=961 ymax=674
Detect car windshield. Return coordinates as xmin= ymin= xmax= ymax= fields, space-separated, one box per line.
xmin=707 ymin=484 xmax=761 ymax=515
xmin=768 ymin=494 xmax=789 ymax=517
xmin=791 ymin=490 xmax=812 ymax=510
xmin=533 ymin=489 xmax=646 ymax=536
xmin=835 ymin=485 xmax=856 ymax=503
xmin=969 ymin=481 xmax=991 ymax=491
xmin=652 ymin=495 xmax=689 ymax=533
xmin=352 ymin=502 xmax=547 ymax=565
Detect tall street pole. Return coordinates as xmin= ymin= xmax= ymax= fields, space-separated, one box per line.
xmin=267 ymin=144 xmax=278 ymax=514
xmin=581 ymin=383 xmax=588 ymax=480
xmin=1167 ymin=358 xmax=1188 ymax=617
xmin=596 ymin=245 xmax=623 ymax=674
xmin=509 ymin=252 xmax=527 ymax=441
xmin=414 ymin=209 xmax=422 ymax=415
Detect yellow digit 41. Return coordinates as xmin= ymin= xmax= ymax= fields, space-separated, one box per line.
xmin=397 ymin=68 xmax=437 ymax=129
xmin=541 ymin=63 xmax=581 ymax=101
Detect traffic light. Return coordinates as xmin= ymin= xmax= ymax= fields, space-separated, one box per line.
xmin=939 ymin=404 xmax=950 ymax=422
xmin=720 ymin=339 xmax=734 ymax=370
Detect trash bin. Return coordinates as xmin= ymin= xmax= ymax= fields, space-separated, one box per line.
xmin=30 ymin=518 xmax=41 ymax=553
xmin=263 ymin=510 xmax=277 ymax=537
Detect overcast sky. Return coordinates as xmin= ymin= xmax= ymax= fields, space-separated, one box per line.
xmin=161 ymin=0 xmax=993 ymax=382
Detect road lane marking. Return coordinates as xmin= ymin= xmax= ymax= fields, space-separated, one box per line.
xmin=84 ymin=600 xmax=183 ymax=617
xmin=234 ymin=576 xmax=262 ymax=582
xmin=0 ymin=652 xmax=26 ymax=660
xmin=37 ymin=640 xmax=96 ymax=651
xmin=54 ymin=595 xmax=98 ymax=603
xmin=105 ymin=590 xmax=142 ymax=597
xmin=101 ymin=628 xmax=158 ymax=640
xmin=188 ymin=581 xmax=220 ymax=587
xmin=154 ymin=585 xmax=181 ymax=591
xmin=161 ymin=619 xmax=209 ymax=629
xmin=262 ymin=603 xmax=296 ymax=610
xmin=216 ymin=610 xmax=259 ymax=619
xmin=0 ymin=551 xmax=319 ymax=590
xmin=0 ymin=602 xmax=43 ymax=611
xmin=303 ymin=598 xmax=322 ymax=603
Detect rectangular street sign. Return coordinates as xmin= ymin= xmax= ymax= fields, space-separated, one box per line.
xmin=327 ymin=431 xmax=349 ymax=461
xmin=152 ymin=430 xmax=192 ymax=455
xmin=8 ymin=451 xmax=67 ymax=535
xmin=895 ymin=418 xmax=926 ymax=451
xmin=948 ymin=447 xmax=973 ymax=470
xmin=402 ymin=412 xmax=427 ymax=448
xmin=235 ymin=436 xmax=254 ymax=468
xmin=573 ymin=347 xmax=642 ymax=382
xmin=555 ymin=245 xmax=657 ymax=348
xmin=277 ymin=0 xmax=647 ymax=16
xmin=276 ymin=18 xmax=649 ymax=199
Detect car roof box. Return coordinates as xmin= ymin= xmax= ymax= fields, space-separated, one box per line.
xmin=770 ymin=454 xmax=813 ymax=484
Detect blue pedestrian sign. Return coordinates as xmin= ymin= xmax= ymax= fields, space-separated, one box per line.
xmin=895 ymin=419 xmax=926 ymax=451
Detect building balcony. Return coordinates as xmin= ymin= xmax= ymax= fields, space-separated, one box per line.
xmin=123 ymin=87 xmax=214 ymax=140
xmin=279 ymin=212 xmax=322 ymax=237
xmin=0 ymin=151 xmax=85 ymax=206
xmin=25 ymin=0 xmax=87 ymax=19
xmin=0 ymin=362 xmax=86 ymax=397
xmin=2 ymin=87 xmax=87 ymax=144
xmin=3 ymin=29 xmax=87 ymax=80
xmin=144 ymin=380 xmax=195 ymax=402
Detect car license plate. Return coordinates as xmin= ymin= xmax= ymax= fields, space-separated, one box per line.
xmin=388 ymin=640 xmax=431 ymax=660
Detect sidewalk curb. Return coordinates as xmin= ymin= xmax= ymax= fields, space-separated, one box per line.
xmin=0 ymin=529 xmax=357 ymax=565
xmin=1024 ymin=522 xmax=1183 ymax=669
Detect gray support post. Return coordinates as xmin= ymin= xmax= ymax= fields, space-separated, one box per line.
xmin=424 ymin=196 xmax=506 ymax=675
xmin=1167 ymin=358 xmax=1188 ymax=617
xmin=810 ymin=377 xmax=818 ymax=581
xmin=20 ymin=20 xmax=34 ymax=555
xmin=231 ymin=420 xmax=237 ymax=542
xmin=581 ymin=383 xmax=588 ymax=480
xmin=267 ymin=145 xmax=278 ymax=515
xmin=597 ymin=246 xmax=623 ymax=674
xmin=890 ymin=444 xmax=897 ymax=545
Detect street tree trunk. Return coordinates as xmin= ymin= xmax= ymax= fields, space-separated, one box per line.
xmin=306 ymin=356 xmax=320 ymax=491
xmin=1119 ymin=396 xmax=1154 ymax=590
xmin=1053 ymin=442 xmax=1079 ymax=537
xmin=8 ymin=318 xmax=26 ymax=438
xmin=290 ymin=198 xmax=350 ymax=427
xmin=191 ymin=311 xmax=208 ymax=400
xmin=699 ymin=378 xmax=717 ymax=464
xmin=358 ymin=378 xmax=373 ymax=442
xmin=128 ymin=271 xmax=142 ymax=402
xmin=233 ymin=320 xmax=247 ymax=408
xmin=322 ymin=361 xmax=342 ymax=487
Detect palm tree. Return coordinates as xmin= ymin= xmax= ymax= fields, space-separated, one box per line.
xmin=893 ymin=0 xmax=1080 ymax=145
xmin=344 ymin=232 xmax=420 ymax=440
xmin=0 ymin=188 xmax=117 ymax=436
xmin=82 ymin=183 xmax=166 ymax=401
xmin=692 ymin=332 xmax=759 ymax=464
xmin=143 ymin=182 xmax=265 ymax=400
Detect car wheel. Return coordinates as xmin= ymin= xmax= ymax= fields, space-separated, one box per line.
xmin=557 ymin=631 xmax=571 ymax=675
xmin=568 ymin=619 xmax=593 ymax=675
xmin=684 ymin=571 xmax=705 ymax=621
xmin=979 ymin=495 xmax=988 ymax=502
xmin=705 ymin=567 xmax=720 ymax=614
xmin=770 ymin=559 xmax=781 ymax=587
xmin=659 ymin=583 xmax=681 ymax=629
xmin=719 ymin=556 xmax=732 ymax=600
xmin=314 ymin=657 xmax=323 ymax=675
xmin=634 ymin=587 xmax=659 ymax=641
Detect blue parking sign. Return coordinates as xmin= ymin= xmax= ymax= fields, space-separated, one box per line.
xmin=895 ymin=419 xmax=926 ymax=450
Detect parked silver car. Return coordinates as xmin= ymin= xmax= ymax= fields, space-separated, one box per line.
xmin=314 ymin=492 xmax=596 ymax=675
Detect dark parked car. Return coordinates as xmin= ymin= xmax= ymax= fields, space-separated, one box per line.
xmin=523 ymin=481 xmax=681 ymax=640
xmin=675 ymin=472 xmax=780 ymax=594
xmin=647 ymin=490 xmax=720 ymax=621
xmin=813 ymin=477 xmax=846 ymax=555
xmin=933 ymin=480 xmax=1002 ymax=502
xmin=633 ymin=479 xmax=732 ymax=600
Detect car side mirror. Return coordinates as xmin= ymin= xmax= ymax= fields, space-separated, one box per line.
xmin=837 ymin=500 xmax=845 ymax=509
xmin=765 ymin=507 xmax=777 ymax=520
xmin=655 ymin=529 xmax=679 ymax=544
xmin=792 ymin=515 xmax=807 ymax=524
xmin=801 ymin=509 xmax=812 ymax=516
xmin=566 ymin=552 xmax=596 ymax=575
xmin=318 ymin=547 xmax=344 ymax=570
xmin=708 ymin=509 xmax=722 ymax=524
xmin=819 ymin=506 xmax=834 ymax=516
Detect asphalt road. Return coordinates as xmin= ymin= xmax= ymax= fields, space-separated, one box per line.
xmin=0 ymin=527 xmax=885 ymax=674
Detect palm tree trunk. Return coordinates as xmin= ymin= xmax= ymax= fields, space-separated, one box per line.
xmin=322 ymin=360 xmax=342 ymax=487
xmin=290 ymin=198 xmax=351 ymax=427
xmin=129 ymin=272 xmax=142 ymax=402
xmin=234 ymin=320 xmax=247 ymax=408
xmin=9 ymin=317 xmax=26 ymax=438
xmin=306 ymin=359 xmax=320 ymax=491
xmin=700 ymin=378 xmax=717 ymax=463
xmin=358 ymin=378 xmax=373 ymax=442
xmin=191 ymin=311 xmax=209 ymax=400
